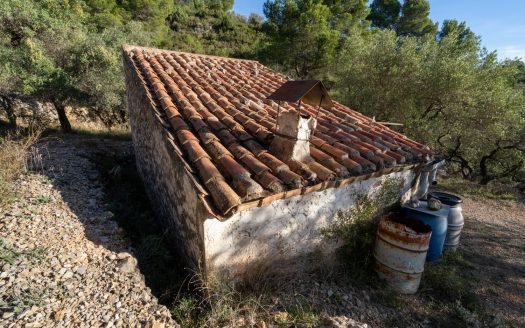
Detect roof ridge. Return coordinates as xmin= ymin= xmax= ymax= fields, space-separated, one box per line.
xmin=122 ymin=44 xmax=260 ymax=64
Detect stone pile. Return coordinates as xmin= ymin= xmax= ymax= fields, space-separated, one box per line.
xmin=0 ymin=139 xmax=177 ymax=328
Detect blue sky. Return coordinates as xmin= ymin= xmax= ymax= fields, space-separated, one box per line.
xmin=232 ymin=0 xmax=525 ymax=60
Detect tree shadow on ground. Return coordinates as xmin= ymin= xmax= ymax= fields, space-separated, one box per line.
xmin=87 ymin=140 xmax=191 ymax=304
xmin=460 ymin=218 xmax=525 ymax=324
xmin=35 ymin=133 xmax=191 ymax=311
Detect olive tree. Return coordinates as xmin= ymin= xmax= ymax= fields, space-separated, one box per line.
xmin=0 ymin=0 xmax=90 ymax=131
xmin=331 ymin=28 xmax=525 ymax=184
xmin=0 ymin=0 xmax=152 ymax=131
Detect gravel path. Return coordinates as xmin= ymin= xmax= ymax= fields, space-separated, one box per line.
xmin=0 ymin=138 xmax=177 ymax=328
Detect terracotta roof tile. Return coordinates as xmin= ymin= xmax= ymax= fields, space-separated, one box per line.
xmin=386 ymin=150 xmax=406 ymax=164
xmin=197 ymin=127 xmax=217 ymax=144
xmin=169 ymin=116 xmax=188 ymax=130
xmin=307 ymin=161 xmax=336 ymax=181
xmin=341 ymin=158 xmax=363 ymax=175
xmin=243 ymin=156 xmax=270 ymax=176
xmin=124 ymin=46 xmax=432 ymax=216
xmin=205 ymin=140 xmax=232 ymax=159
xmin=256 ymin=171 xmax=286 ymax=193
xmin=334 ymin=143 xmax=361 ymax=159
xmin=196 ymin=157 xmax=222 ymax=184
xmin=183 ymin=140 xmax=209 ymax=163
xmin=175 ymin=127 xmax=197 ymax=142
xmin=320 ymin=143 xmax=349 ymax=161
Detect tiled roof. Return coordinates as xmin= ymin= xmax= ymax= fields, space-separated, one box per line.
xmin=123 ymin=46 xmax=431 ymax=218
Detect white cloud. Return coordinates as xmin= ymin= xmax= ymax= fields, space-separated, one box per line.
xmin=498 ymin=45 xmax=525 ymax=60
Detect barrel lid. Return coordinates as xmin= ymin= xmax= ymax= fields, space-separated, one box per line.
xmin=428 ymin=191 xmax=463 ymax=206
xmin=403 ymin=200 xmax=450 ymax=217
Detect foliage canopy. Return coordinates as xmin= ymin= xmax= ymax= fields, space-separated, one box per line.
xmin=0 ymin=0 xmax=524 ymax=183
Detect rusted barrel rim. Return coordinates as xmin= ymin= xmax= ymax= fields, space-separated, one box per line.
xmin=375 ymin=234 xmax=429 ymax=252
xmin=378 ymin=213 xmax=432 ymax=249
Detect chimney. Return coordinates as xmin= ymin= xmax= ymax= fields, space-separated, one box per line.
xmin=266 ymin=80 xmax=336 ymax=182
xmin=270 ymin=110 xmax=316 ymax=163
xmin=270 ymin=110 xmax=318 ymax=181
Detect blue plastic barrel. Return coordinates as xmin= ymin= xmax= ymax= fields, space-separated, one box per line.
xmin=402 ymin=201 xmax=449 ymax=261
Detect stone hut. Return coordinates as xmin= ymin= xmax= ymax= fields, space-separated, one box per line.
xmin=121 ymin=45 xmax=433 ymax=280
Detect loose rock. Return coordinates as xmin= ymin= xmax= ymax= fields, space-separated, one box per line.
xmin=0 ymin=139 xmax=177 ymax=327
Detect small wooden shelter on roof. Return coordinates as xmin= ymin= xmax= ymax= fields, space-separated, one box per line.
xmin=267 ymin=80 xmax=333 ymax=110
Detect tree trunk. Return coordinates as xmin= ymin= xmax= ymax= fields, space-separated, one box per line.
xmin=53 ymin=100 xmax=72 ymax=133
xmin=479 ymin=156 xmax=491 ymax=185
xmin=479 ymin=175 xmax=491 ymax=185
xmin=479 ymin=146 xmax=502 ymax=185
xmin=0 ymin=94 xmax=17 ymax=127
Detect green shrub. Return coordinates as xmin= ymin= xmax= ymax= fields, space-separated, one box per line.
xmin=321 ymin=177 xmax=403 ymax=283
xmin=287 ymin=303 xmax=321 ymax=327
xmin=171 ymin=295 xmax=204 ymax=328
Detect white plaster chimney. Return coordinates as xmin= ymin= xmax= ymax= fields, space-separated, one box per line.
xmin=266 ymin=80 xmax=336 ymax=182
xmin=270 ymin=110 xmax=316 ymax=163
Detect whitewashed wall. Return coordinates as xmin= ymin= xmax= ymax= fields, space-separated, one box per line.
xmin=203 ymin=170 xmax=416 ymax=280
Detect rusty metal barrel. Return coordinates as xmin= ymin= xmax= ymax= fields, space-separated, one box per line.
xmin=374 ymin=214 xmax=432 ymax=294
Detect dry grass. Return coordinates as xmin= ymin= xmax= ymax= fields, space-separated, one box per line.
xmin=0 ymin=129 xmax=41 ymax=208
xmin=170 ymin=273 xmax=271 ymax=328
xmin=42 ymin=121 xmax=131 ymax=141
xmin=66 ymin=118 xmax=131 ymax=140
xmin=169 ymin=273 xmax=323 ymax=328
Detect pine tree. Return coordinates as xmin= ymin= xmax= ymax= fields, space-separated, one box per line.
xmin=323 ymin=0 xmax=370 ymax=33
xmin=438 ymin=20 xmax=477 ymax=45
xmin=262 ymin=0 xmax=339 ymax=78
xmin=367 ymin=0 xmax=401 ymax=30
xmin=396 ymin=0 xmax=437 ymax=37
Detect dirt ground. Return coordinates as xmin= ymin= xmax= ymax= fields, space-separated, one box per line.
xmin=3 ymin=132 xmax=524 ymax=327
xmin=459 ymin=196 xmax=525 ymax=326
xmin=261 ymin=193 xmax=525 ymax=328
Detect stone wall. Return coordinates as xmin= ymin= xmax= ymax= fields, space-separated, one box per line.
xmin=122 ymin=50 xmax=209 ymax=271
xmin=0 ymin=97 xmax=101 ymax=128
